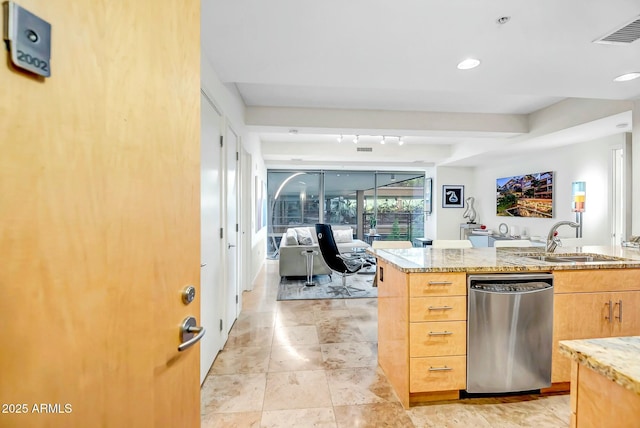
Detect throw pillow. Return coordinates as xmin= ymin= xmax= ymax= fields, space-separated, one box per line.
xmin=333 ymin=229 xmax=353 ymax=243
xmin=294 ymin=227 xmax=313 ymax=245
xmin=285 ymin=228 xmax=298 ymax=245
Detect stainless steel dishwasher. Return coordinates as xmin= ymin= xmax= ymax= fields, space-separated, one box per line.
xmin=467 ymin=273 xmax=553 ymax=394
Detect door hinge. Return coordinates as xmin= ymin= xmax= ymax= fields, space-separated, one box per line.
xmin=236 ymin=295 xmax=238 ymax=304
xmin=236 ymin=223 xmax=239 ymax=232
xmin=236 ymin=151 xmax=239 ymax=161
xmin=219 ymin=319 xmax=223 ymax=331
xmin=219 ymin=135 xmax=223 ymax=147
xmin=220 ymin=228 xmax=224 ymax=239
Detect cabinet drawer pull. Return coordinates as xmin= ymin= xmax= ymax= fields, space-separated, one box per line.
xmin=605 ymin=300 xmax=613 ymax=323
xmin=429 ymin=366 xmax=452 ymax=372
xmin=615 ymin=299 xmax=622 ymax=322
xmin=428 ymin=331 xmax=453 ymax=336
xmin=427 ymin=281 xmax=453 ymax=285
xmin=428 ymin=306 xmax=453 ymax=311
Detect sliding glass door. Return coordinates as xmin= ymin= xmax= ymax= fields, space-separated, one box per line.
xmin=267 ymin=170 xmax=425 ymax=256
xmin=267 ymin=171 xmax=321 ymax=256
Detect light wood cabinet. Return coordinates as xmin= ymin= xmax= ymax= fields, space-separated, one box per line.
xmin=552 ymin=270 xmax=640 ymax=383
xmin=377 ymin=264 xmax=466 ymax=408
xmin=569 ymin=360 xmax=640 ymax=428
xmin=377 ymin=264 xmax=640 ymax=406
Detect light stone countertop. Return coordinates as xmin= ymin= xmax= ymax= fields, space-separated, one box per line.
xmin=559 ymin=336 xmax=640 ymax=396
xmin=368 ymin=245 xmax=640 ymax=273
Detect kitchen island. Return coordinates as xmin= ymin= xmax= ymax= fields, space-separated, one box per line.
xmin=559 ymin=336 xmax=640 ymax=428
xmin=371 ymin=245 xmax=640 ymax=408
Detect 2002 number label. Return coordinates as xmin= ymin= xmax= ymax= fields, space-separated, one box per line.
xmin=16 ymin=49 xmax=49 ymax=72
xmin=2 ymin=403 xmax=29 ymax=413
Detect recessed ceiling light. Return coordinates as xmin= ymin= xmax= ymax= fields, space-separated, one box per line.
xmin=613 ymin=72 xmax=640 ymax=82
xmin=616 ymin=123 xmax=629 ymax=128
xmin=457 ymin=58 xmax=481 ymax=70
xmin=496 ymin=16 xmax=511 ymax=25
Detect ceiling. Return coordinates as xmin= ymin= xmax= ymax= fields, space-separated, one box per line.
xmin=202 ymin=1 xmax=640 ymax=168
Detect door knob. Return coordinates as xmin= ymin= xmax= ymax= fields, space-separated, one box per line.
xmin=178 ymin=316 xmax=206 ymax=352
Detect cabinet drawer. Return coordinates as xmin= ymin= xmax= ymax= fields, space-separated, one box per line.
xmin=410 ymin=273 xmax=466 ymax=297
xmin=554 ymin=269 xmax=640 ymax=293
xmin=410 ymin=356 xmax=466 ymax=392
xmin=410 ymin=321 xmax=466 ymax=357
xmin=410 ymin=296 xmax=467 ymax=322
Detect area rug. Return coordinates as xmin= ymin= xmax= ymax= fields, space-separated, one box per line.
xmin=277 ymin=273 xmax=377 ymax=301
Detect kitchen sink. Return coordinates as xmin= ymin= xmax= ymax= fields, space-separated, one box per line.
xmin=521 ymin=253 xmax=629 ymax=263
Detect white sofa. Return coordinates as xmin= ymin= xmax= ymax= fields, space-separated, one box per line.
xmin=278 ymin=225 xmax=369 ymax=278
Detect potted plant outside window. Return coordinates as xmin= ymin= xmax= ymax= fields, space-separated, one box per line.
xmin=369 ymin=217 xmax=377 ymax=235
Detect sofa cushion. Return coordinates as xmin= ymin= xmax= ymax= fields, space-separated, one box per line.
xmin=333 ymin=229 xmax=353 ymax=243
xmin=285 ymin=228 xmax=298 ymax=245
xmin=294 ymin=227 xmax=313 ymax=245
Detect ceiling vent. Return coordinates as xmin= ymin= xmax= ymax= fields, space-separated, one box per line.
xmin=593 ymin=15 xmax=640 ymax=45
xmin=356 ymin=147 xmax=373 ymax=152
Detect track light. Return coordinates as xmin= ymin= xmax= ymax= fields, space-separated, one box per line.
xmin=398 ymin=136 xmax=404 ymax=146
xmin=380 ymin=136 xmax=386 ymax=145
xmin=353 ymin=135 xmax=359 ymax=144
xmin=337 ymin=134 xmax=343 ymax=143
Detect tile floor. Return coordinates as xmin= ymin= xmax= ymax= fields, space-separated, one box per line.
xmin=201 ymin=260 xmax=570 ymax=428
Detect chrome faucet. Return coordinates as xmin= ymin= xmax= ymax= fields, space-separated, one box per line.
xmin=546 ymin=221 xmax=580 ymax=252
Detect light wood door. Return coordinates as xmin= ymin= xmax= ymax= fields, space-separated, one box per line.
xmin=609 ymin=291 xmax=640 ymax=337
xmin=553 ymin=293 xmax=612 ymax=383
xmin=0 ymin=1 xmax=201 ymax=427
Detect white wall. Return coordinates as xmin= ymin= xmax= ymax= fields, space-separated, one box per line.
xmin=429 ymin=166 xmax=476 ymax=240
xmin=632 ymin=100 xmax=640 ymax=236
xmin=473 ymin=134 xmax=627 ymax=245
xmin=201 ymin=57 xmax=267 ymax=287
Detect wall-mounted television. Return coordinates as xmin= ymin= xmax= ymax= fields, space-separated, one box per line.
xmin=496 ymin=171 xmax=553 ymax=218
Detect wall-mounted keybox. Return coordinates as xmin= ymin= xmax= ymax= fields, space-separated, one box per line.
xmin=3 ymin=1 xmax=51 ymax=77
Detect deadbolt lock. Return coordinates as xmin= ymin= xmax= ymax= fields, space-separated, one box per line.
xmin=182 ymin=285 xmax=196 ymax=305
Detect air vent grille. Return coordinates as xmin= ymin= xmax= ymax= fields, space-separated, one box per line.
xmin=356 ymin=147 xmax=373 ymax=152
xmin=594 ymin=16 xmax=640 ymax=45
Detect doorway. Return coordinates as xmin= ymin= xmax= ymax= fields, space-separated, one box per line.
xmin=200 ymin=90 xmax=224 ymax=383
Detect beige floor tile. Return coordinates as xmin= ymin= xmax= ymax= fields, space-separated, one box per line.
xmin=321 ymin=342 xmax=378 ymax=369
xmin=225 ymin=326 xmax=274 ymax=348
xmin=201 ymin=373 xmax=266 ymax=413
xmin=313 ymin=309 xmax=352 ymax=322
xmin=263 ymin=370 xmax=333 ymax=411
xmin=473 ymin=399 xmax=569 ymax=428
xmin=272 ymin=324 xmax=319 ymax=347
xmin=334 ymin=402 xmax=415 ymax=428
xmin=316 ymin=319 xmax=367 ymax=344
xmin=202 ymin=259 xmax=571 ymax=427
xmin=232 ymin=311 xmax=276 ymax=332
xmin=275 ymin=308 xmax=316 ymax=326
xmin=269 ymin=344 xmax=325 ymax=372
xmin=261 ymin=408 xmax=337 ymax=428
xmin=201 ymin=411 xmax=262 ymax=428
xmin=326 ymin=367 xmax=399 ymax=406
xmin=208 ymin=345 xmax=271 ymax=375
xmin=407 ymin=402 xmax=494 ymax=428
xmin=538 ymin=394 xmax=571 ymax=423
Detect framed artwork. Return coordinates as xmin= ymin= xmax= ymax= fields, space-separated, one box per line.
xmin=496 ymin=171 xmax=553 ymax=218
xmin=424 ymin=177 xmax=433 ymax=214
xmin=442 ymin=185 xmax=464 ymax=208
xmin=255 ymin=177 xmax=268 ymax=232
